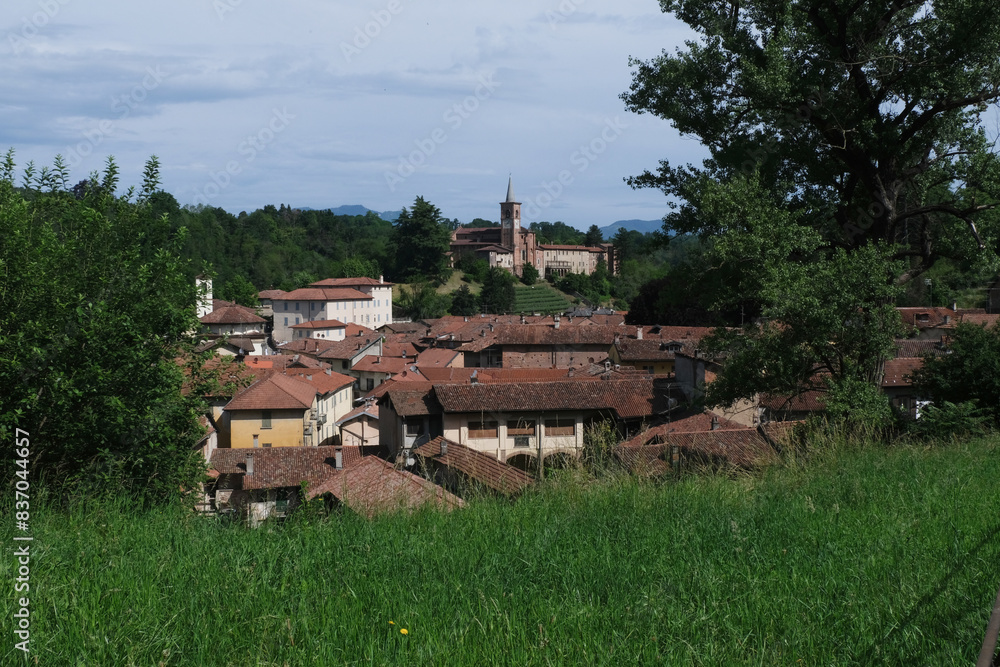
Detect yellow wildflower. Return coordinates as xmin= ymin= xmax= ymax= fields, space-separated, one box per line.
xmin=388 ymin=621 xmax=394 ymax=625
xmin=400 ymin=628 xmax=409 ymax=635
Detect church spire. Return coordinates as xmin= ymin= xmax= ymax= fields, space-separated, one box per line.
xmin=505 ymin=175 xmax=517 ymax=203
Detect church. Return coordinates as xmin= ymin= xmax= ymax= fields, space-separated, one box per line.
xmin=449 ymin=178 xmax=615 ymax=279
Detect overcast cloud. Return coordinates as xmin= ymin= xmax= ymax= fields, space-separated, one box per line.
xmin=1 ymin=0 xmax=707 ymax=229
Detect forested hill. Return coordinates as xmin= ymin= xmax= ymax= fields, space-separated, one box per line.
xmin=152 ymin=193 xmax=395 ymax=292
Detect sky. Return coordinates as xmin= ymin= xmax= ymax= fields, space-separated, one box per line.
xmin=1 ymin=0 xmax=709 ymax=230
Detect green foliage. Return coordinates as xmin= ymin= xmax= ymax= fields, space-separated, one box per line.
xmin=528 ymin=220 xmax=585 ymax=245
xmin=583 ymin=224 xmax=604 ymax=247
xmin=456 ymin=256 xmax=490 ymax=284
xmin=395 ymin=283 xmax=450 ymax=321
xmin=449 ymin=284 xmax=478 ymax=317
xmin=519 ymin=262 xmax=539 ymax=286
xmin=217 ymin=274 xmax=259 ymax=307
xmin=336 ymin=256 xmax=381 ymax=280
xmin=511 ymin=283 xmax=574 ymax=315
xmin=0 ymin=153 xmax=206 ymax=501
xmin=912 ymin=400 xmax=990 ymax=440
xmin=478 ymin=266 xmax=516 ymax=314
xmin=623 ymin=0 xmax=1000 ymax=280
xmin=391 ymin=196 xmax=452 ymax=282
xmin=913 ymin=322 xmax=1000 ymax=425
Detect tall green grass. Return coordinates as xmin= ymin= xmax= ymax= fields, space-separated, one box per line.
xmin=4 ymin=435 xmax=1000 ymax=665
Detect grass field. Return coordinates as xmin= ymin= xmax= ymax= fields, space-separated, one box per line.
xmin=5 ymin=435 xmax=1000 ymax=665
xmin=513 ymin=282 xmax=575 ymax=315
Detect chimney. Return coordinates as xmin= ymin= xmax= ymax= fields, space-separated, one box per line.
xmin=605 ymin=360 xmax=611 ymax=372
xmin=440 ymin=440 xmax=448 ymax=455
xmin=246 ymin=452 xmax=254 ymax=475
xmin=489 ymin=324 xmax=494 ymax=332
xmin=379 ymin=275 xmax=384 ymax=284
xmin=711 ymin=415 xmax=720 ymax=431
xmin=325 ymin=367 xmax=331 ymax=375
xmin=470 ymin=370 xmax=478 ymax=384
xmin=554 ymin=315 xmax=561 ymax=330
xmin=637 ymin=326 xmax=643 ymax=340
xmin=402 ymin=350 xmax=407 ymax=358
xmin=480 ymin=329 xmax=486 ymax=337
xmin=952 ymin=301 xmax=958 ymax=311
xmin=334 ymin=449 xmax=343 ymax=470
xmin=614 ymin=333 xmax=620 ymax=345
xmin=464 ymin=316 xmax=469 ymax=322
xmin=520 ymin=314 xmax=526 ymax=324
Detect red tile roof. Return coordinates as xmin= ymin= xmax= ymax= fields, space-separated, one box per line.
xmin=307 ymin=457 xmax=464 ymax=516
xmin=352 ymin=356 xmax=414 ymax=375
xmin=538 ymin=244 xmax=605 ymax=252
xmin=621 ymin=411 xmax=745 ymax=447
xmin=282 ymin=368 xmax=356 ymax=394
xmin=274 ymin=287 xmax=373 ymax=301
xmin=415 ymin=348 xmax=462 ymax=368
xmin=225 ymin=374 xmax=317 ymax=411
xmin=414 ymin=437 xmax=533 ymax=495
xmin=618 ymin=427 xmax=780 ymax=471
xmin=258 ymin=289 xmax=287 ymax=300
xmin=200 ymin=300 xmax=266 ymax=325
xmin=310 ymin=277 xmax=394 ymax=287
xmin=433 ymin=377 xmax=667 ymax=419
xmin=381 ymin=383 xmax=441 ymax=417
xmin=894 ymin=339 xmax=948 ymax=358
xmin=209 ymin=445 xmax=363 ymax=491
xmin=290 ymin=319 xmax=348 ymax=329
xmin=882 ymin=358 xmax=923 ymax=387
xmin=960 ymin=313 xmax=1000 ymax=327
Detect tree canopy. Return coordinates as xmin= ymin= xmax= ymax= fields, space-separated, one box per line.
xmin=623 ymin=0 xmax=1000 ymax=280
xmin=0 ymin=152 xmax=206 ymax=500
xmin=623 ymin=0 xmax=1000 ymax=416
xmin=391 ymin=196 xmax=452 ymax=282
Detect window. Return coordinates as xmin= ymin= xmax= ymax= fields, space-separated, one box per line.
xmin=545 ymin=418 xmax=575 ymax=437
xmin=507 ymin=419 xmax=535 ymax=436
xmin=284 ymin=302 xmax=288 ymax=311
xmin=263 ymin=442 xmax=272 ymax=448
xmin=295 ymin=302 xmax=300 ymax=311
xmin=405 ymin=421 xmax=423 ymax=436
xmin=284 ymin=317 xmax=288 ymax=327
xmin=261 ymin=411 xmax=272 ymax=429
xmin=366 ymin=378 xmax=375 ymax=391
xmin=295 ymin=317 xmax=300 ymax=325
xmin=253 ymin=434 xmax=259 ymax=448
xmin=468 ymin=421 xmax=498 ymax=439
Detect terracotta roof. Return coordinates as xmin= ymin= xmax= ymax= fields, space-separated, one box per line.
xmin=760 ymin=390 xmax=825 ymax=414
xmin=307 ymin=457 xmax=464 ymax=516
xmin=310 ymin=277 xmax=394 ymax=287
xmin=882 ymin=358 xmax=923 ymax=387
xmin=282 ymin=367 xmax=356 ymax=394
xmin=894 ymin=339 xmax=948 ymax=358
xmin=291 ymin=319 xmax=348 ymax=329
xmin=617 ymin=427 xmax=779 ymax=471
xmin=414 ymin=437 xmax=533 ymax=495
xmin=258 ymin=289 xmax=287 ymax=300
xmin=335 ymin=403 xmax=379 ymax=426
xmin=539 ymin=244 xmax=605 ymax=252
xmin=433 ymin=377 xmax=667 ymax=419
xmin=316 ymin=335 xmax=382 ymax=361
xmin=225 ymin=374 xmax=318 ymax=411
xmin=621 ymin=411 xmax=745 ymax=447
xmin=614 ymin=339 xmax=686 ymax=362
xmin=381 ymin=383 xmax=441 ymax=417
xmin=960 ymin=313 xmax=1000 ymax=327
xmin=273 ymin=287 xmax=373 ymax=301
xmin=352 ymin=356 xmax=413 ymax=375
xmin=415 ymin=348 xmax=461 ymax=368
xmin=897 ymin=307 xmax=961 ymax=329
xmin=209 ymin=445 xmax=363 ymax=491
xmin=200 ymin=300 xmax=266 ymax=325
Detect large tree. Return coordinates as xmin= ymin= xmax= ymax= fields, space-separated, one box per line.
xmin=0 ymin=152 xmax=207 ymax=500
xmin=391 ymin=196 xmax=452 ymax=282
xmin=623 ymin=0 xmax=1000 ymax=414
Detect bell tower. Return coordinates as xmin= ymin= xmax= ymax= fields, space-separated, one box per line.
xmin=500 ymin=176 xmax=520 ymax=251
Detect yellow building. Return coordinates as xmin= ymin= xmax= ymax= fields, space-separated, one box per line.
xmin=220 ymin=371 xmax=354 ymax=448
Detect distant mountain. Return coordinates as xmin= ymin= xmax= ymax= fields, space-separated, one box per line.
xmin=600 ymin=219 xmax=664 ymax=236
xmin=298 ymin=205 xmax=401 ymax=221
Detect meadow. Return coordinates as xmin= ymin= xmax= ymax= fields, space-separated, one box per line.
xmin=4 ymin=434 xmax=1000 ymax=665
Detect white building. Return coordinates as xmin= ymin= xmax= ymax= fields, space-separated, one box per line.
xmin=271 ymin=277 xmax=393 ymax=343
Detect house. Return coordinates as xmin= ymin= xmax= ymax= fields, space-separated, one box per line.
xmin=307 ymin=456 xmax=465 ymax=517
xmin=208 ymin=445 xmax=359 ymax=523
xmin=198 ymin=299 xmax=269 ymax=355
xmin=335 ymin=402 xmax=380 ymax=450
xmin=271 ymin=277 xmax=393 ymax=342
xmin=379 ymin=376 xmax=673 ymax=469
xmin=413 ymin=436 xmax=533 ymax=496
xmin=218 ymin=370 xmax=354 ymax=449
xmin=455 ymin=322 xmax=621 ymax=369
xmin=289 ymin=319 xmax=348 ymax=341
